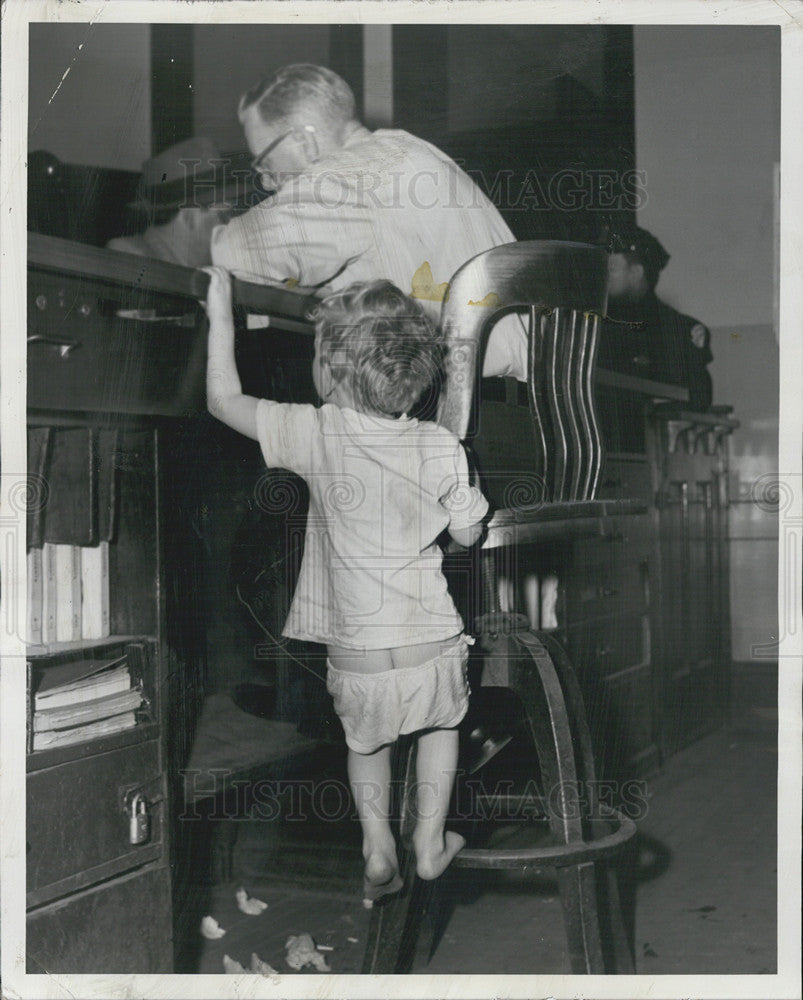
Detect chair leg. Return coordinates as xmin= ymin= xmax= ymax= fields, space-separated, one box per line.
xmin=558 ymin=858 xmax=634 ymax=974
xmin=495 ymin=631 xmax=586 ymax=840
xmin=361 ymin=854 xmax=431 ymax=973
xmin=556 ymin=862 xmax=606 ymax=974
xmin=361 ymin=737 xmax=428 ymax=974
xmin=598 ymin=861 xmax=636 ymax=973
xmin=538 ymin=631 xmax=600 ymax=787
xmin=539 ymin=632 xmax=636 ymax=971
xmin=483 ymin=628 xmax=609 ymax=973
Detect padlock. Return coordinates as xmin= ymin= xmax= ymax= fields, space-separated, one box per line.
xmin=127 ymin=792 xmax=151 ymax=846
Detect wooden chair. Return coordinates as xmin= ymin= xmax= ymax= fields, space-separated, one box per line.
xmin=362 ymin=241 xmax=638 ymax=975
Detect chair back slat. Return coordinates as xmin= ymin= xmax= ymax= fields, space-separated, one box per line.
xmin=545 ymin=309 xmax=570 ymax=500
xmin=525 ymin=305 xmax=550 ymax=492
xmin=438 ymin=241 xmax=608 ymax=505
xmin=562 ymin=310 xmax=585 ymax=500
xmin=580 ymin=312 xmax=604 ymax=499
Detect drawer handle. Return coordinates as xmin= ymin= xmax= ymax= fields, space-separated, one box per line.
xmin=599 ymin=586 xmax=619 ymax=598
xmin=27 ymin=334 xmax=81 ymax=358
xmin=116 ymin=308 xmax=197 ymax=327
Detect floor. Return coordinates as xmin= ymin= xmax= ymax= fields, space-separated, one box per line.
xmin=186 ymin=704 xmax=778 ymax=978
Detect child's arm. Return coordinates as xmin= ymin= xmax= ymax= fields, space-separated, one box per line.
xmin=442 ymin=442 xmax=489 ymax=549
xmin=204 ymin=266 xmax=259 ymax=440
xmin=448 ymin=522 xmax=484 ymax=548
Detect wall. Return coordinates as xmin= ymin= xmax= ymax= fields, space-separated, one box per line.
xmin=447 ymin=25 xmax=605 ymax=132
xmin=634 ymin=26 xmax=781 ymax=664
xmin=192 ymin=25 xmax=331 ymax=152
xmin=28 ymin=23 xmax=151 ymax=171
xmin=363 ymin=25 xmax=393 ymax=128
xmin=27 ymin=23 xmax=335 ymax=165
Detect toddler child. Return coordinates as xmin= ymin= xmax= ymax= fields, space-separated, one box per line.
xmin=204 ymin=268 xmax=488 ymax=904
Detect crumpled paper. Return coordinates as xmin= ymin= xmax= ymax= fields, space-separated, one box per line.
xmin=284 ymin=933 xmax=331 ymax=972
xmin=223 ymin=952 xmax=280 ymax=978
xmin=222 ymin=954 xmax=245 ymax=973
xmin=250 ymin=952 xmax=280 ymax=977
xmin=200 ymin=915 xmax=226 ymax=939
xmin=236 ymin=886 xmax=268 ymax=915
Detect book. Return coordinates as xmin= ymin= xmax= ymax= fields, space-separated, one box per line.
xmin=26 ymin=548 xmax=43 ymax=646
xmin=34 ymin=654 xmax=128 ymax=710
xmin=41 ymin=543 xmax=58 ymax=645
xmin=43 ymin=427 xmax=98 ymax=546
xmin=27 ymin=427 xmax=52 ymax=549
xmin=96 ymin=429 xmax=119 ymax=542
xmin=26 ymin=661 xmax=33 ymax=751
xmin=32 ymin=712 xmax=137 ymax=752
xmin=80 ymin=541 xmax=110 ymax=640
xmin=34 ymin=662 xmax=130 ymax=709
xmin=33 ymin=686 xmax=143 ymax=733
xmin=54 ymin=544 xmax=81 ymax=642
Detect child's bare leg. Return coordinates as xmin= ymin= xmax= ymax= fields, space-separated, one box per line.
xmin=347 ymin=745 xmax=401 ymax=902
xmin=412 ymin=727 xmax=465 ymax=880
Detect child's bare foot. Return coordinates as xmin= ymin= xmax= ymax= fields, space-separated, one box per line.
xmin=413 ymin=830 xmax=466 ymax=881
xmin=363 ymin=852 xmax=404 ymax=907
xmin=364 ymin=851 xmax=396 ymax=885
xmin=362 ymin=870 xmax=404 ymax=909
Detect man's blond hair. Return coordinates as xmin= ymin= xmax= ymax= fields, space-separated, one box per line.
xmin=239 ymin=64 xmax=356 ymax=130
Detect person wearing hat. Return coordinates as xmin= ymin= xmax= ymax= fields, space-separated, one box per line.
xmin=107 ymin=137 xmax=242 ymax=267
xmin=108 ymin=139 xmax=278 ymax=713
xmin=601 ymin=224 xmax=713 ymax=411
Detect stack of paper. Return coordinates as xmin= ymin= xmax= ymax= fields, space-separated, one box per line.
xmin=30 ymin=653 xmax=142 ymax=751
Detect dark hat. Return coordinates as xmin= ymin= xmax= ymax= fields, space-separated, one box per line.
xmin=605 ymin=224 xmax=671 ymax=275
xmin=131 ymin=137 xmax=249 ymax=212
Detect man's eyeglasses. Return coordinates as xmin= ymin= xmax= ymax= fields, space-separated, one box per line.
xmin=250 ymin=130 xmax=294 ymax=174
xmin=250 ymin=124 xmax=317 ymax=174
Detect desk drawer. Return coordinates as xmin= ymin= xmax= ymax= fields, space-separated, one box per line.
xmin=27 ymin=740 xmax=163 ymax=905
xmin=564 ymin=613 xmax=650 ymax=677
xmin=564 ymin=562 xmax=648 ymax=622
xmin=564 ymin=537 xmax=650 ymax=622
xmin=28 ymin=272 xmax=205 ymax=416
xmin=597 ymin=456 xmax=653 ymax=502
xmin=27 ymin=863 xmax=172 ymax=973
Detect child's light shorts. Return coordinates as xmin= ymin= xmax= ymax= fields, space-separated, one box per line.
xmin=326 ymin=635 xmax=471 ymax=754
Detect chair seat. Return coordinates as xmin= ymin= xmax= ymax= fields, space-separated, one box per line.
xmin=484 ymin=498 xmax=648 ymax=547
xmin=489 ymin=498 xmax=648 ymax=525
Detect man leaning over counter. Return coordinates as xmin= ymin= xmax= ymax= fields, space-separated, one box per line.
xmin=211 ymin=63 xmax=527 ymax=380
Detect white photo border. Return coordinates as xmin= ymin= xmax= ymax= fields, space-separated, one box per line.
xmin=2 ymin=2 xmax=801 ymax=999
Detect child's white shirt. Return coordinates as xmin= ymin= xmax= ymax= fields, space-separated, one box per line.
xmin=255 ymin=399 xmax=489 ymax=650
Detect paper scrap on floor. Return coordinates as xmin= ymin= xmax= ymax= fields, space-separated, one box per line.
xmin=200 ymin=915 xmax=226 ymax=939
xmin=285 ymin=933 xmax=331 ymax=972
xmin=236 ymin=887 xmax=268 ymax=915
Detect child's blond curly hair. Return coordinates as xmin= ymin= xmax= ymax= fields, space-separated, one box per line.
xmin=312 ymin=280 xmax=444 ymax=417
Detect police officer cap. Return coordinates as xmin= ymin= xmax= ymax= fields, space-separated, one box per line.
xmin=606 ymin=225 xmax=670 ymax=275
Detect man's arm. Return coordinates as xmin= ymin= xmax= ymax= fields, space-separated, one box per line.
xmin=210 ymin=188 xmax=326 ymax=286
